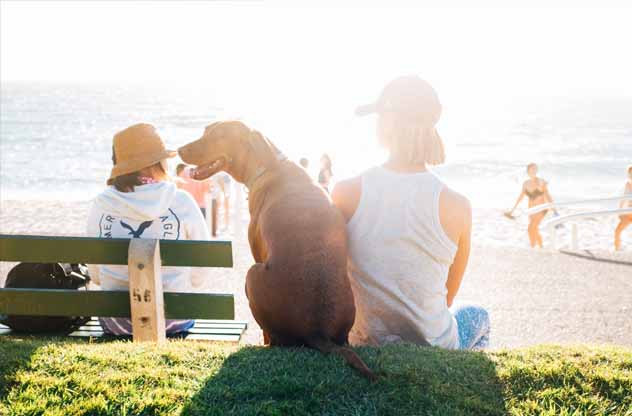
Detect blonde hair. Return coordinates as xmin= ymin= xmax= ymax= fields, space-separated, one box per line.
xmin=378 ymin=115 xmax=445 ymax=165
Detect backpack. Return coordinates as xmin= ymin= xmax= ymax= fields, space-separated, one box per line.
xmin=1 ymin=263 xmax=91 ymax=333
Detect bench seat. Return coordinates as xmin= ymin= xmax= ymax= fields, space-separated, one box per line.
xmin=0 ymin=234 xmax=244 ymax=343
xmin=0 ymin=319 xmax=248 ymax=342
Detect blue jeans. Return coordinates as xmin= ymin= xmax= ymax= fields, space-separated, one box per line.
xmin=452 ymin=304 xmax=490 ymax=350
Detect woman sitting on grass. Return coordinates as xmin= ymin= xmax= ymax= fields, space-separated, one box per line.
xmin=87 ymin=123 xmax=210 ymax=335
xmin=332 ymin=76 xmax=489 ymax=350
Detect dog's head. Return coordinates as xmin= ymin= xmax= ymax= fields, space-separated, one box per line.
xmin=178 ymin=120 xmax=281 ymax=184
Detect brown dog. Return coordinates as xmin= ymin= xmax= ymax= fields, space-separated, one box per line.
xmin=178 ymin=120 xmax=375 ymax=380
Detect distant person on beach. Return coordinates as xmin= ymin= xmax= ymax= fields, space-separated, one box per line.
xmin=506 ymin=163 xmax=555 ymax=248
xmin=332 ymin=75 xmax=489 ymax=350
xmin=87 ymin=123 xmax=210 ymax=336
xmin=318 ymin=153 xmax=333 ymax=192
xmin=299 ymin=157 xmax=309 ymax=170
xmin=614 ymin=165 xmax=632 ymax=251
xmin=211 ymin=172 xmax=232 ymax=236
xmin=175 ymin=163 xmax=212 ymax=218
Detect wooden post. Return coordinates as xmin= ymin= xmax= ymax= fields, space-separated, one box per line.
xmin=128 ymin=239 xmax=166 ymax=343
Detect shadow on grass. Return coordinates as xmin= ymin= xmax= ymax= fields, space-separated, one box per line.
xmin=0 ymin=336 xmax=43 ymax=398
xmin=181 ymin=344 xmax=507 ymax=416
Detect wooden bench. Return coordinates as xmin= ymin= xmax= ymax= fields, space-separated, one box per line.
xmin=0 ymin=234 xmax=246 ymax=343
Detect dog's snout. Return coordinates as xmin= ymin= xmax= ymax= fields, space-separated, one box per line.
xmin=177 ymin=145 xmax=188 ymax=161
xmin=178 ymin=142 xmax=197 ymax=164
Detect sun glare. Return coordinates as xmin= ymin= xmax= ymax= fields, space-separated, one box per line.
xmin=1 ymin=2 xmax=631 ymax=187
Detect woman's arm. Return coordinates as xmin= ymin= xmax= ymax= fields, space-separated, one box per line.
xmin=331 ymin=176 xmax=361 ymax=222
xmin=438 ymin=189 xmax=472 ymax=308
xmin=85 ymin=201 xmax=102 ymax=286
xmin=179 ymin=192 xmax=212 ymax=290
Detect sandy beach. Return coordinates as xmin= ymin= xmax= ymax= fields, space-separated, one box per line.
xmin=1 ymin=198 xmax=631 ymax=349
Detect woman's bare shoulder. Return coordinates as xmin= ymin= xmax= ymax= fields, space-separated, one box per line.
xmin=439 ymin=186 xmax=472 ymax=243
xmin=331 ymin=176 xmax=362 ymax=222
xmin=440 ymin=186 xmax=471 ymax=218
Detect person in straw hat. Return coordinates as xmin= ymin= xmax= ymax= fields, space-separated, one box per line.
xmin=332 ymin=76 xmax=489 ymax=350
xmin=86 ymin=123 xmax=210 ymax=336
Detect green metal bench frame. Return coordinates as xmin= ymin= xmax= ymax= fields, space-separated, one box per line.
xmin=0 ymin=234 xmax=246 ymax=342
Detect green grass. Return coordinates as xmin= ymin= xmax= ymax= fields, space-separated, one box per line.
xmin=0 ymin=338 xmax=630 ymax=416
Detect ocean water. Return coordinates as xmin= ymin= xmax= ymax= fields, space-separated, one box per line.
xmin=1 ymin=82 xmax=631 ymax=249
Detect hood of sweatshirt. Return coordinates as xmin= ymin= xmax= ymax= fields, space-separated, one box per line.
xmin=93 ymin=182 xmax=178 ymax=221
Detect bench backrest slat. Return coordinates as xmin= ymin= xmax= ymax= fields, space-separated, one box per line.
xmin=0 ymin=235 xmax=232 ymax=267
xmin=0 ymin=288 xmax=235 ymax=320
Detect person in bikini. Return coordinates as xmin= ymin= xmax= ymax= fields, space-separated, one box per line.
xmin=614 ymin=165 xmax=632 ymax=251
xmin=506 ymin=163 xmax=555 ymax=248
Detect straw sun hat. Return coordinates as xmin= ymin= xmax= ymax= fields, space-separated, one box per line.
xmin=107 ymin=123 xmax=176 ymax=185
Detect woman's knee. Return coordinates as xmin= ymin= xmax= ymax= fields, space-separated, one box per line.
xmin=477 ymin=307 xmax=490 ymax=329
xmin=528 ymin=222 xmax=537 ymax=232
xmin=454 ymin=304 xmax=487 ymax=320
xmin=453 ymin=304 xmax=490 ymax=349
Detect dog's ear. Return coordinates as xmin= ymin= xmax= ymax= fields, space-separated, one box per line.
xmin=248 ymin=130 xmax=281 ymax=169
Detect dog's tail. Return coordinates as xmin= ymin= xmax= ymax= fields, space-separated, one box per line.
xmin=306 ymin=337 xmax=377 ymax=382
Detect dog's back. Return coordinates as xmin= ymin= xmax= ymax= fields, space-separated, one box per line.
xmin=248 ymin=162 xmax=354 ymax=339
xmin=245 ymin=162 xmax=375 ymax=379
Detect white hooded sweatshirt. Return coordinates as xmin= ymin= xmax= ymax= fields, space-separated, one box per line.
xmin=86 ymin=182 xmax=210 ymax=292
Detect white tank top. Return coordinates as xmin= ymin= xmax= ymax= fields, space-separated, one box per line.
xmin=346 ymin=166 xmax=459 ymax=349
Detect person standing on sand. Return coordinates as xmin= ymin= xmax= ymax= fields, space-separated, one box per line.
xmin=175 ymin=163 xmax=212 ymax=218
xmin=318 ymin=153 xmax=333 ymax=192
xmin=332 ymin=76 xmax=489 ymax=350
xmin=211 ymin=172 xmax=232 ymax=236
xmin=614 ymin=165 xmax=632 ymax=251
xmin=506 ymin=163 xmax=555 ymax=248
xmin=87 ymin=124 xmax=210 ymax=335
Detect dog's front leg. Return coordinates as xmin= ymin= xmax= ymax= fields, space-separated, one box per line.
xmin=247 ymin=221 xmax=268 ymax=263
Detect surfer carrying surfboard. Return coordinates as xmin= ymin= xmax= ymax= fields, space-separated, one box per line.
xmin=505 ymin=163 xmax=555 ymax=248
xmin=614 ymin=165 xmax=632 ymax=251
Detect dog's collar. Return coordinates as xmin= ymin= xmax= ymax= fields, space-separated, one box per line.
xmin=245 ymin=152 xmax=287 ymax=190
xmin=245 ymin=166 xmax=267 ymax=190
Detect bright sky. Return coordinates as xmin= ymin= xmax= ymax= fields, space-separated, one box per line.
xmin=1 ymin=1 xmax=630 ymax=199
xmin=2 ymin=1 xmax=632 ymax=101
